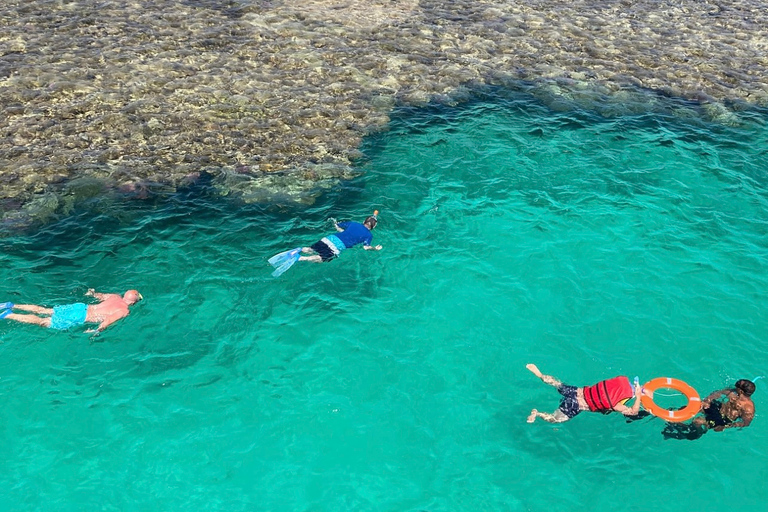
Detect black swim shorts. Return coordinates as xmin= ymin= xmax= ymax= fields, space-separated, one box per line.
xmin=557 ymin=384 xmax=582 ymax=419
xmin=310 ymin=239 xmax=337 ymax=262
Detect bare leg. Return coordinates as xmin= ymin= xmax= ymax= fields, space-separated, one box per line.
xmin=528 ymin=408 xmax=570 ymax=424
xmin=299 ymin=247 xmax=323 ymax=263
xmin=526 ymin=363 xmax=563 ymax=388
xmin=13 ymin=304 xmax=54 ymax=315
xmin=4 ymin=313 xmax=51 ymax=328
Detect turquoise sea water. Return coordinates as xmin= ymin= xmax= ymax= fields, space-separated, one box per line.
xmin=2 ymin=89 xmax=768 ymax=511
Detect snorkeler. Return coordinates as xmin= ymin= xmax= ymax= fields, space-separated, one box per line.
xmin=526 ymin=363 xmax=643 ymax=423
xmin=662 ymin=379 xmax=755 ymax=440
xmin=268 ymin=211 xmax=383 ymax=276
xmin=0 ymin=288 xmax=142 ymax=333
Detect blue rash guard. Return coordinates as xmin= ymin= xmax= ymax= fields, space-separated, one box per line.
xmin=335 ymin=221 xmax=373 ymax=248
xmin=310 ymin=221 xmax=374 ymax=262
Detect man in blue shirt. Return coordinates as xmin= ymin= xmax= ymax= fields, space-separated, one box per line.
xmin=299 ymin=212 xmax=382 ymax=263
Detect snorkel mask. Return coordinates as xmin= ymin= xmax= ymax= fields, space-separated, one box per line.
xmin=365 ymin=210 xmax=379 ymax=229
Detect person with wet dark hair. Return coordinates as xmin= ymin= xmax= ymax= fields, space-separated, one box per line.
xmin=662 ymin=379 xmax=756 ymax=440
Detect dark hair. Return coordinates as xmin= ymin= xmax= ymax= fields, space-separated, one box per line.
xmin=364 ymin=216 xmax=378 ymax=229
xmin=735 ymin=379 xmax=756 ymax=397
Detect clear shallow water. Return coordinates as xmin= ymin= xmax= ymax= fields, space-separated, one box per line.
xmin=2 ymin=91 xmax=768 ymax=511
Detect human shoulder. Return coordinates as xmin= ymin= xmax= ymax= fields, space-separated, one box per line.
xmin=92 ymin=292 xmax=121 ymax=301
xmin=93 ymin=295 xmax=129 ymax=312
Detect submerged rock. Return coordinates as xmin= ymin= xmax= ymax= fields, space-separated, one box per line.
xmin=0 ymin=0 xmax=767 ymax=224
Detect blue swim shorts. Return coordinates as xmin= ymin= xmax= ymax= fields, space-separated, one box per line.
xmin=50 ymin=303 xmax=88 ymax=330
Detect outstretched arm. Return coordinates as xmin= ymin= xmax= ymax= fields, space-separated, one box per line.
xmin=84 ymin=313 xmax=128 ymax=333
xmin=363 ymin=244 xmax=383 ymax=251
xmin=701 ymin=388 xmax=730 ymax=408
xmin=84 ymin=319 xmax=114 ymax=334
xmin=613 ymin=385 xmax=643 ymax=416
xmin=86 ymin=289 xmax=119 ymax=302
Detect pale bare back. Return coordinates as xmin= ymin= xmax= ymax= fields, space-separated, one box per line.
xmin=84 ymin=293 xmax=132 ymax=331
xmin=1 ymin=289 xmax=142 ymax=332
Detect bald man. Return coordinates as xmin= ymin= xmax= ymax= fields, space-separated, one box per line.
xmin=0 ymin=288 xmax=142 ymax=333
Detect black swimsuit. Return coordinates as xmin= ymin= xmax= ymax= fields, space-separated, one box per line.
xmin=704 ymin=401 xmax=732 ymax=428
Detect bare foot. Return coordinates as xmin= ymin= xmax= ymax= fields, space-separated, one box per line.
xmin=526 ymin=364 xmax=542 ymax=378
xmin=527 ymin=409 xmax=538 ymax=423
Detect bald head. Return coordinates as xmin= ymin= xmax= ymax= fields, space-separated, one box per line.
xmin=123 ymin=290 xmax=143 ymax=305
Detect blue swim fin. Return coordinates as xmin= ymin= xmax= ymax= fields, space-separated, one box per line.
xmin=268 ymin=248 xmax=300 ymax=267
xmin=268 ymin=248 xmax=301 ymax=277
xmin=0 ymin=302 xmax=13 ymax=310
xmin=0 ymin=309 xmax=11 ymax=319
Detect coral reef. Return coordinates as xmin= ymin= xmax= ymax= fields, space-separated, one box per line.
xmin=0 ymin=0 xmax=766 ymax=223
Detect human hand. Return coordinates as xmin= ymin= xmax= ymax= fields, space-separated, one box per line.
xmin=375 ymin=245 xmax=382 ymax=250
xmin=86 ymin=288 xmax=95 ymax=296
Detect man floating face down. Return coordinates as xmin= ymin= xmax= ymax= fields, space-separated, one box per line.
xmin=525 ymin=363 xmax=643 ymax=423
xmin=1 ymin=288 xmax=142 ymax=333
xmin=267 ymin=211 xmax=383 ymax=277
xmin=298 ymin=212 xmax=382 ymax=263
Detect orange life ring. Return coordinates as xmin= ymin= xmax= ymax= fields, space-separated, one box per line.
xmin=640 ymin=377 xmax=701 ymax=423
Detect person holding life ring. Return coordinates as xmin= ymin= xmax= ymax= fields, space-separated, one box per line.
xmin=697 ymin=380 xmax=756 ymax=431
xmin=526 ymin=364 xmax=643 ymax=424
xmin=662 ymin=379 xmax=756 ymax=440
